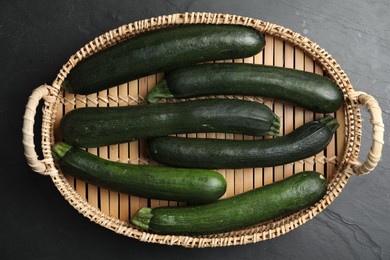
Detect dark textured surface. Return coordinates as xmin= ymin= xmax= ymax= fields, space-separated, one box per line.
xmin=1 ymin=0 xmax=389 ymax=259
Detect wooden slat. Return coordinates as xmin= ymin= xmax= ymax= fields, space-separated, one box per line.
xmin=284 ymin=41 xmax=295 ymax=178
xmin=118 ymin=83 xmax=129 ymax=221
xmin=243 ymin=132 xmax=254 ymax=192
xmin=98 ymin=89 xmax=110 ymax=215
xmin=74 ymin=93 xmax=87 ymax=200
xmin=137 ymin=76 xmax=148 ymax=211
xmin=230 ymin=57 xmax=244 ymax=195
xmin=224 ymin=57 xmax=236 ymax=197
xmin=234 ymin=166 xmax=244 ymax=195
xmin=326 ymin=124 xmax=336 ymax=180
xmin=294 ymin=47 xmax=305 ymax=175
xmin=336 ymin=104 xmax=346 ymax=160
xmin=263 ymin=35 xmax=274 ymax=185
xmin=54 ymin=93 xmax=63 ymax=141
xmin=214 ymin=59 xmax=228 ymax=196
xmin=253 ymin=49 xmax=264 ymax=188
xmin=304 ymin=55 xmax=315 ymax=172
xmin=326 ymin=105 xmax=337 ymax=180
xmin=63 ymin=92 xmax=75 ymax=186
xmin=273 ymin=38 xmax=284 ymax=182
xmin=108 ymin=86 xmax=119 ymax=218
xmin=129 ymin=79 xmax=140 ymax=217
xmin=314 ymin=64 xmax=325 ymax=175
xmin=241 ymin=56 xmax=254 ymax=192
xmin=87 ymin=92 xmax=99 ymax=209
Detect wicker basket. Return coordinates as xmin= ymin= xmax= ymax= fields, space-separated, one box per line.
xmin=23 ymin=13 xmax=384 ymax=248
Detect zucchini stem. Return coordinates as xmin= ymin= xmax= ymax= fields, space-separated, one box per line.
xmin=145 ymin=80 xmax=174 ymax=103
xmin=52 ymin=142 xmax=73 ymax=160
xmin=266 ymin=115 xmax=280 ymax=136
xmin=268 ymin=126 xmax=280 ymax=136
xmin=271 ymin=116 xmax=281 ymax=136
xmin=131 ymin=207 xmax=153 ymax=231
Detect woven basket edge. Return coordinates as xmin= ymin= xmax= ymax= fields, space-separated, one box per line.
xmin=38 ymin=12 xmax=362 ymax=248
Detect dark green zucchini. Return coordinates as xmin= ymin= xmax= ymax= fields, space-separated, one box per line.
xmin=52 ymin=142 xmax=226 ymax=203
xmin=147 ymin=116 xmax=338 ymax=169
xmin=60 ymin=99 xmax=280 ymax=148
xmin=132 ymin=171 xmax=327 ymax=235
xmin=63 ymin=25 xmax=265 ymax=94
xmin=146 ymin=63 xmax=344 ymax=113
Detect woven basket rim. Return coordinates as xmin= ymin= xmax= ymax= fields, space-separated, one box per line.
xmin=37 ymin=12 xmax=365 ymax=248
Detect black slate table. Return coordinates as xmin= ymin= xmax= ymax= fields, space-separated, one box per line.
xmin=2 ymin=1 xmax=389 ymax=259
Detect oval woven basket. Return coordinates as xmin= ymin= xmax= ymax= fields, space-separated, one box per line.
xmin=23 ymin=13 xmax=384 ymax=248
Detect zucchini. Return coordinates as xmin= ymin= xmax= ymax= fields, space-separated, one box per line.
xmin=131 ymin=171 xmax=327 ymax=235
xmin=146 ymin=63 xmax=344 ymax=113
xmin=60 ymin=99 xmax=280 ymax=148
xmin=63 ymin=25 xmax=265 ymax=94
xmin=147 ymin=116 xmax=338 ymax=169
xmin=52 ymin=142 xmax=226 ymax=203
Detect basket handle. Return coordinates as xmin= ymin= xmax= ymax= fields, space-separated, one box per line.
xmin=22 ymin=85 xmax=52 ymax=175
xmin=349 ymin=91 xmax=384 ymax=176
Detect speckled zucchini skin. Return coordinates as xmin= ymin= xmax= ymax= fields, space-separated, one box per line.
xmin=60 ymin=99 xmax=279 ymax=148
xmin=146 ymin=63 xmax=343 ymax=113
xmin=147 ymin=116 xmax=338 ymax=169
xmin=132 ymin=171 xmax=327 ymax=235
xmin=63 ymin=25 xmax=265 ymax=94
xmin=52 ymin=142 xmax=226 ymax=203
